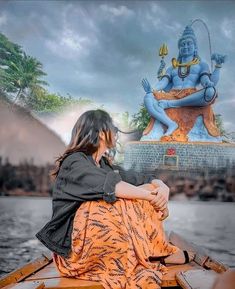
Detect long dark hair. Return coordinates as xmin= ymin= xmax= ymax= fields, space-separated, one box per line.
xmin=50 ymin=109 xmax=117 ymax=180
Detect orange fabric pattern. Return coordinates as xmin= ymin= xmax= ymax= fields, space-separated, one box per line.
xmin=53 ymin=199 xmax=179 ymax=289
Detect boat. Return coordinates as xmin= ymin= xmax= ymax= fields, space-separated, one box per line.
xmin=0 ymin=232 xmax=229 ymax=289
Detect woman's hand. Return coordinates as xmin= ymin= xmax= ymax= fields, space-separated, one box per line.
xmin=151 ymin=179 xmax=170 ymax=201
xmin=159 ymin=207 xmax=169 ymax=221
xmin=150 ymin=191 xmax=169 ymax=221
xmin=149 ymin=180 xmax=170 ymax=220
xmin=137 ymin=182 xmax=169 ymax=220
xmin=139 ymin=181 xmax=169 ymax=208
xmin=149 ymin=190 xmax=168 ymax=211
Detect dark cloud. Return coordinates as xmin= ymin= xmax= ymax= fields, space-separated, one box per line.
xmin=0 ymin=0 xmax=234 ymax=131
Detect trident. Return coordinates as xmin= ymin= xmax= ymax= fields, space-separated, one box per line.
xmin=157 ymin=43 xmax=168 ymax=79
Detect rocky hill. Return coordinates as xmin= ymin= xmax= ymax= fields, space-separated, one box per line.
xmin=0 ymin=94 xmax=66 ymax=165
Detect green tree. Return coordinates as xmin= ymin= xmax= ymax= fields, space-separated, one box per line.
xmin=131 ymin=103 xmax=150 ymax=131
xmin=119 ymin=111 xmax=135 ymax=130
xmin=214 ymin=114 xmax=235 ymax=142
xmin=0 ymin=33 xmax=22 ymax=67
xmin=215 ymin=114 xmax=226 ymax=136
xmin=0 ymin=33 xmax=22 ymax=93
xmin=27 ymin=87 xmax=93 ymax=113
xmin=0 ymin=33 xmax=48 ymax=104
xmin=0 ymin=33 xmax=93 ymax=114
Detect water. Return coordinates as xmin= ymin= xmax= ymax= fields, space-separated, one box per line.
xmin=0 ymin=197 xmax=234 ymax=277
xmin=0 ymin=197 xmax=51 ymax=276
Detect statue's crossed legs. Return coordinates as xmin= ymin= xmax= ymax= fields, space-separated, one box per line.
xmin=152 ymin=87 xmax=217 ymax=136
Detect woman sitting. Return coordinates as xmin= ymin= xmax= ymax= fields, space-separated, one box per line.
xmin=36 ymin=109 xmax=194 ymax=289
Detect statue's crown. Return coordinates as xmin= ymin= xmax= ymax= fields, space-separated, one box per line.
xmin=178 ymin=25 xmax=197 ymax=47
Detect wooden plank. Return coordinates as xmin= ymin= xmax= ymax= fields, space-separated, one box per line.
xmin=45 ymin=264 xmax=57 ymax=268
xmin=169 ymin=232 xmax=229 ymax=273
xmin=16 ymin=250 xmax=201 ymax=288
xmin=0 ymin=253 xmax=52 ymax=288
xmin=2 ymin=281 xmax=45 ymax=289
xmin=204 ymin=258 xmax=229 ymax=274
xmin=161 ymin=261 xmax=201 ymax=287
xmin=26 ymin=265 xmax=60 ymax=281
xmin=27 ymin=259 xmax=202 ymax=287
xmin=40 ymin=278 xmax=103 ymax=289
xmin=169 ymin=232 xmax=208 ymax=266
xmin=2 ymin=231 xmax=228 ymax=289
xmin=176 ymin=269 xmax=218 ymax=289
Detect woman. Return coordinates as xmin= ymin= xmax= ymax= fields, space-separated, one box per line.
xmin=36 ymin=109 xmax=194 ymax=289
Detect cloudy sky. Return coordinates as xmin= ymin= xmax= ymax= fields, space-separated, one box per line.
xmin=0 ymin=0 xmax=235 ymax=134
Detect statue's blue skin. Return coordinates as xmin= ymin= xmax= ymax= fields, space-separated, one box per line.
xmin=142 ymin=37 xmax=226 ymax=136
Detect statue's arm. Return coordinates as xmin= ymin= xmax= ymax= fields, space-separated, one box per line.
xmin=154 ymin=67 xmax=172 ymax=90
xmin=210 ymin=53 xmax=227 ymax=86
xmin=199 ymin=61 xmax=214 ymax=88
xmin=211 ymin=68 xmax=220 ymax=86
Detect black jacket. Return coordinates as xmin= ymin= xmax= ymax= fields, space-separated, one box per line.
xmin=36 ymin=152 xmax=155 ymax=258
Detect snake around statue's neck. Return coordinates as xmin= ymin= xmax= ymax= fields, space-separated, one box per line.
xmin=172 ymin=57 xmax=200 ymax=68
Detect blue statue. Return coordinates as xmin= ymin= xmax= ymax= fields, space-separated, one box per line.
xmin=142 ymin=22 xmax=226 ymax=142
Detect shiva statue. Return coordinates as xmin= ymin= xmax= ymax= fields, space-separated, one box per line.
xmin=142 ymin=21 xmax=226 ymax=142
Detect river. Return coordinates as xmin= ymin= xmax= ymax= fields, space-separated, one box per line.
xmin=0 ymin=197 xmax=234 ymax=277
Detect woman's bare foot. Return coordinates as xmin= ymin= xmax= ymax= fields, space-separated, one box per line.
xmin=164 ymin=250 xmax=195 ymax=265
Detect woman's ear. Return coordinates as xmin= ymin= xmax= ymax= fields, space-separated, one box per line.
xmin=98 ymin=131 xmax=106 ymax=141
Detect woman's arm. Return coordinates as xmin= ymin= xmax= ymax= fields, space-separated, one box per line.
xmin=111 ymin=164 xmax=156 ymax=186
xmin=115 ymin=181 xmax=156 ymax=201
xmin=57 ymin=154 xmax=168 ymax=211
xmin=115 ymin=181 xmax=168 ymax=213
xmin=138 ymin=182 xmax=169 ymax=221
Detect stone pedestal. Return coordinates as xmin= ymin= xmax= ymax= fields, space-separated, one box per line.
xmin=123 ymin=141 xmax=235 ymax=172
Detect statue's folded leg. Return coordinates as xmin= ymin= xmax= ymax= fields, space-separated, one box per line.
xmin=144 ymin=95 xmax=178 ymax=135
xmin=159 ymin=87 xmax=217 ymax=108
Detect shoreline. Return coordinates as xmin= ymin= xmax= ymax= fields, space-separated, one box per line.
xmin=1 ymin=195 xmax=235 ymax=206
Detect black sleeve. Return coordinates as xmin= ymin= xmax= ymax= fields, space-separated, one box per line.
xmin=53 ymin=157 xmax=122 ymax=203
xmin=112 ymin=164 xmax=156 ymax=186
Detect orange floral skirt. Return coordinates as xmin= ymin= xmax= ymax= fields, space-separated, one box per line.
xmin=53 ymin=198 xmax=179 ymax=289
